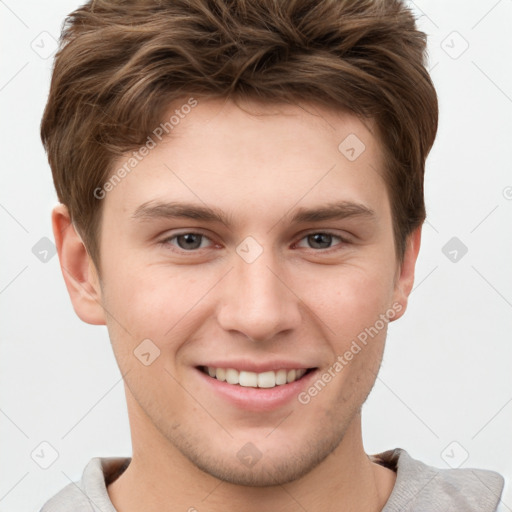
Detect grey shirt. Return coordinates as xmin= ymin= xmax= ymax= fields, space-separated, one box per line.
xmin=39 ymin=447 xmax=504 ymax=511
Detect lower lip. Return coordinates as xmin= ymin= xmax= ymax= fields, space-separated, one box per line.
xmin=195 ymin=368 xmax=318 ymax=412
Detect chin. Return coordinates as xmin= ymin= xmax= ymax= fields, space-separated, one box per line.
xmin=170 ymin=423 xmax=347 ymax=487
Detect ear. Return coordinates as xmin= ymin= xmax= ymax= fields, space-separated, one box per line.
xmin=390 ymin=225 xmax=422 ymax=322
xmin=52 ymin=204 xmax=106 ymax=325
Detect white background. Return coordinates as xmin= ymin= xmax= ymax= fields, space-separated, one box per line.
xmin=1 ymin=1 xmax=511 ymax=510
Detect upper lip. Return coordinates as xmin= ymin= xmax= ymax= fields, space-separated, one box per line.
xmin=196 ymin=360 xmax=317 ymax=373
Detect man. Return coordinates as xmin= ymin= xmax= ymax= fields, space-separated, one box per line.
xmin=39 ymin=0 xmax=504 ymax=510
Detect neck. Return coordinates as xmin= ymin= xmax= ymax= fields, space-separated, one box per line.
xmin=108 ymin=396 xmax=396 ymax=512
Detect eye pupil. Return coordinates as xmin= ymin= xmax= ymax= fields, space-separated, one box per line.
xmin=177 ymin=233 xmax=202 ymax=250
xmin=308 ymin=233 xmax=332 ymax=249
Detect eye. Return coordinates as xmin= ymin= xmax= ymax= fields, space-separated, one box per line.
xmin=295 ymin=232 xmax=346 ymax=250
xmin=163 ymin=232 xmax=214 ymax=251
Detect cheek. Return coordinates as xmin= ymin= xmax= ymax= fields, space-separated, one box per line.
xmin=100 ymin=261 xmax=216 ymax=357
xmin=296 ymin=263 xmax=395 ymax=338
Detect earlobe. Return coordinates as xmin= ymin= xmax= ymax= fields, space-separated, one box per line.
xmin=390 ymin=226 xmax=422 ymax=322
xmin=52 ymin=204 xmax=106 ymax=325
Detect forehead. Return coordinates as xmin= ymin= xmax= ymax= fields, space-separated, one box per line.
xmin=102 ymin=98 xmax=390 ymax=227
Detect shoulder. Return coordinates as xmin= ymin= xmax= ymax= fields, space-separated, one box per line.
xmin=373 ymin=448 xmax=504 ymax=512
xmin=39 ymin=457 xmax=130 ymax=512
xmin=39 ymin=482 xmax=92 ymax=512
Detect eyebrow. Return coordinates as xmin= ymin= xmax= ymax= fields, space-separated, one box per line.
xmin=132 ymin=201 xmax=234 ymax=227
xmin=132 ymin=200 xmax=376 ymax=227
xmin=290 ymin=202 xmax=375 ymax=223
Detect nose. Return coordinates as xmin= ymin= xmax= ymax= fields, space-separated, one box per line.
xmin=216 ymin=249 xmax=302 ymax=343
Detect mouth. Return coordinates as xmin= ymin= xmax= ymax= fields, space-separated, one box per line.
xmin=197 ymin=365 xmax=316 ymax=389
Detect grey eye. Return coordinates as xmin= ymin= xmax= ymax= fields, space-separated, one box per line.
xmin=306 ymin=233 xmax=334 ymax=249
xmin=175 ymin=233 xmax=204 ymax=250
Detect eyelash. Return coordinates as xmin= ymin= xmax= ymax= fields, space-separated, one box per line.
xmin=159 ymin=231 xmax=350 ymax=253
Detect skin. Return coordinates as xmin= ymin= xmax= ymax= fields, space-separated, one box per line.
xmin=53 ymin=98 xmax=421 ymax=512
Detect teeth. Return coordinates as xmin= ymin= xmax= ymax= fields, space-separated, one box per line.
xmin=204 ymin=366 xmax=309 ymax=388
xmin=225 ymin=368 xmax=239 ymax=385
xmin=258 ymin=371 xmax=275 ymax=388
xmin=296 ymin=369 xmax=307 ymax=379
xmin=275 ymin=369 xmax=287 ymax=385
xmin=239 ymin=371 xmax=258 ymax=387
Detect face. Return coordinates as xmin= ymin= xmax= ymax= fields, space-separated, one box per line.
xmin=82 ymin=99 xmax=416 ymax=486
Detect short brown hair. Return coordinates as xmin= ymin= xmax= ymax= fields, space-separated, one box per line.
xmin=41 ymin=0 xmax=438 ymax=268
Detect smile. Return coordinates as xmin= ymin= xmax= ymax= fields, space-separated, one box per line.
xmin=198 ymin=366 xmax=312 ymax=389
